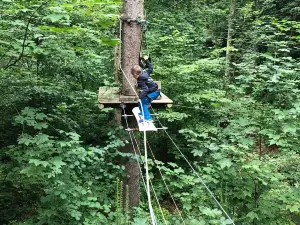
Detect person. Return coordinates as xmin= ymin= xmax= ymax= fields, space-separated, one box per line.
xmin=131 ymin=56 xmax=160 ymax=122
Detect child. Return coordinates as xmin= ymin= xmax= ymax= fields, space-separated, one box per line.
xmin=131 ymin=56 xmax=160 ymax=122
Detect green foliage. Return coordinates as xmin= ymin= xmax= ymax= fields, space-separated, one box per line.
xmin=144 ymin=0 xmax=300 ymax=224
xmin=1 ymin=0 xmax=300 ymax=224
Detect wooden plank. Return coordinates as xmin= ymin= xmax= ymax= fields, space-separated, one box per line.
xmin=98 ymin=87 xmax=119 ymax=103
xmin=98 ymin=86 xmax=173 ymax=107
xmin=155 ymin=81 xmax=161 ymax=90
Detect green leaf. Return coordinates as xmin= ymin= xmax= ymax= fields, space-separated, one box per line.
xmin=35 ymin=133 xmax=50 ymax=144
xmin=287 ymin=205 xmax=299 ymax=213
xmin=132 ymin=218 xmax=148 ymax=225
xmin=34 ymin=122 xmax=48 ymax=130
xmin=18 ymin=136 xmax=33 ymax=146
xmin=51 ymin=157 xmax=66 ymax=168
xmin=60 ymin=193 xmax=67 ymax=199
xmin=44 ymin=13 xmax=69 ymax=22
xmin=101 ymin=38 xmax=120 ymax=46
xmin=247 ymin=211 xmax=259 ymax=220
xmin=29 ymin=159 xmax=49 ymax=167
xmin=282 ymin=124 xmax=297 ymax=134
xmin=218 ymin=158 xmax=233 ymax=169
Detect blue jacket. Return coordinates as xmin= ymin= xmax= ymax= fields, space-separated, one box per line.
xmin=137 ymin=59 xmax=158 ymax=99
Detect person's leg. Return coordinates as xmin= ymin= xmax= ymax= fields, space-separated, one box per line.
xmin=147 ymin=91 xmax=160 ymax=101
xmin=138 ymin=97 xmax=152 ymax=121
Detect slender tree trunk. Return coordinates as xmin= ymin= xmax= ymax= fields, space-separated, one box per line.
xmin=120 ymin=0 xmax=144 ymax=209
xmin=114 ymin=19 xmax=121 ymax=84
xmin=225 ymin=0 xmax=236 ymax=83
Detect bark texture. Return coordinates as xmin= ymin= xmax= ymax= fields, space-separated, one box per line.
xmin=120 ymin=0 xmax=144 ymax=209
xmin=121 ymin=0 xmax=144 ymax=95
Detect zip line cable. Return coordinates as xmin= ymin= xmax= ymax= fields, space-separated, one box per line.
xmin=149 ymin=105 xmax=236 ymax=225
xmin=147 ymin=141 xmax=186 ymax=225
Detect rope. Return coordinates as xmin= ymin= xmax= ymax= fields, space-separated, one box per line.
xmin=149 ymin=105 xmax=236 ymax=225
xmin=122 ymin=106 xmax=167 ymax=225
xmin=121 ymin=107 xmax=148 ymax=195
xmin=122 ymin=107 xmax=163 ymax=224
xmin=131 ymin=131 xmax=168 ymax=225
xmin=119 ymin=66 xmax=139 ymax=97
xmin=147 ymin=141 xmax=186 ymax=225
xmin=118 ymin=21 xmax=235 ymax=223
xmin=143 ymin=128 xmax=157 ymax=225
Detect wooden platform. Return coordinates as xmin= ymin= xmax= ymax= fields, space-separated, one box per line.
xmin=98 ymin=87 xmax=173 ymax=108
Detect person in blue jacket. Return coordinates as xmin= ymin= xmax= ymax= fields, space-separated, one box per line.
xmin=131 ymin=56 xmax=160 ymax=122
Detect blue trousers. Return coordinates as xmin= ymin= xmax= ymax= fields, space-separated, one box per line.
xmin=138 ymin=91 xmax=160 ymax=121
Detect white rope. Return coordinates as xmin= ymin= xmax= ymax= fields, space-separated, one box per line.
xmin=119 ymin=66 xmax=139 ymax=97
xmin=121 ymin=105 xmax=157 ymax=225
xmin=147 ymin=141 xmax=186 ymax=225
xmin=121 ymin=107 xmax=148 ymax=195
xmin=149 ymin=105 xmax=236 ymax=225
xmin=139 ymin=99 xmax=157 ymax=225
xmin=131 ymin=130 xmax=168 ymax=225
xmin=122 ymin=108 xmax=166 ymax=224
xmin=143 ymin=129 xmax=157 ymax=225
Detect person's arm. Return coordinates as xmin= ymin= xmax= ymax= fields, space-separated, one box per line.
xmin=145 ymin=58 xmax=153 ymax=75
xmin=140 ymin=56 xmax=153 ymax=74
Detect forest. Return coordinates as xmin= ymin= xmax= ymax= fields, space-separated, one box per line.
xmin=0 ymin=0 xmax=299 ymax=224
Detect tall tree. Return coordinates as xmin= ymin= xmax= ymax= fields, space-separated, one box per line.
xmin=225 ymin=0 xmax=236 ymax=86
xmin=120 ymin=0 xmax=144 ymax=209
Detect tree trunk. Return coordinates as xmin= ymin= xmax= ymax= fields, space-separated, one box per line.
xmin=120 ymin=0 xmax=144 ymax=209
xmin=114 ymin=19 xmax=121 ymax=84
xmin=225 ymin=0 xmax=236 ymax=83
xmin=121 ymin=0 xmax=144 ymax=96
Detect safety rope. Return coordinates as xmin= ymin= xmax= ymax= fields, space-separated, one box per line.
xmin=122 ymin=107 xmax=163 ymax=224
xmin=130 ymin=130 xmax=168 ymax=225
xmin=121 ymin=107 xmax=148 ymax=193
xmin=147 ymin=141 xmax=186 ymax=225
xmin=149 ymin=105 xmax=236 ymax=225
xmin=143 ymin=127 xmax=157 ymax=225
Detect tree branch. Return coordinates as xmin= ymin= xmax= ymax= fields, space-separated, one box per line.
xmin=3 ymin=0 xmax=52 ymax=70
